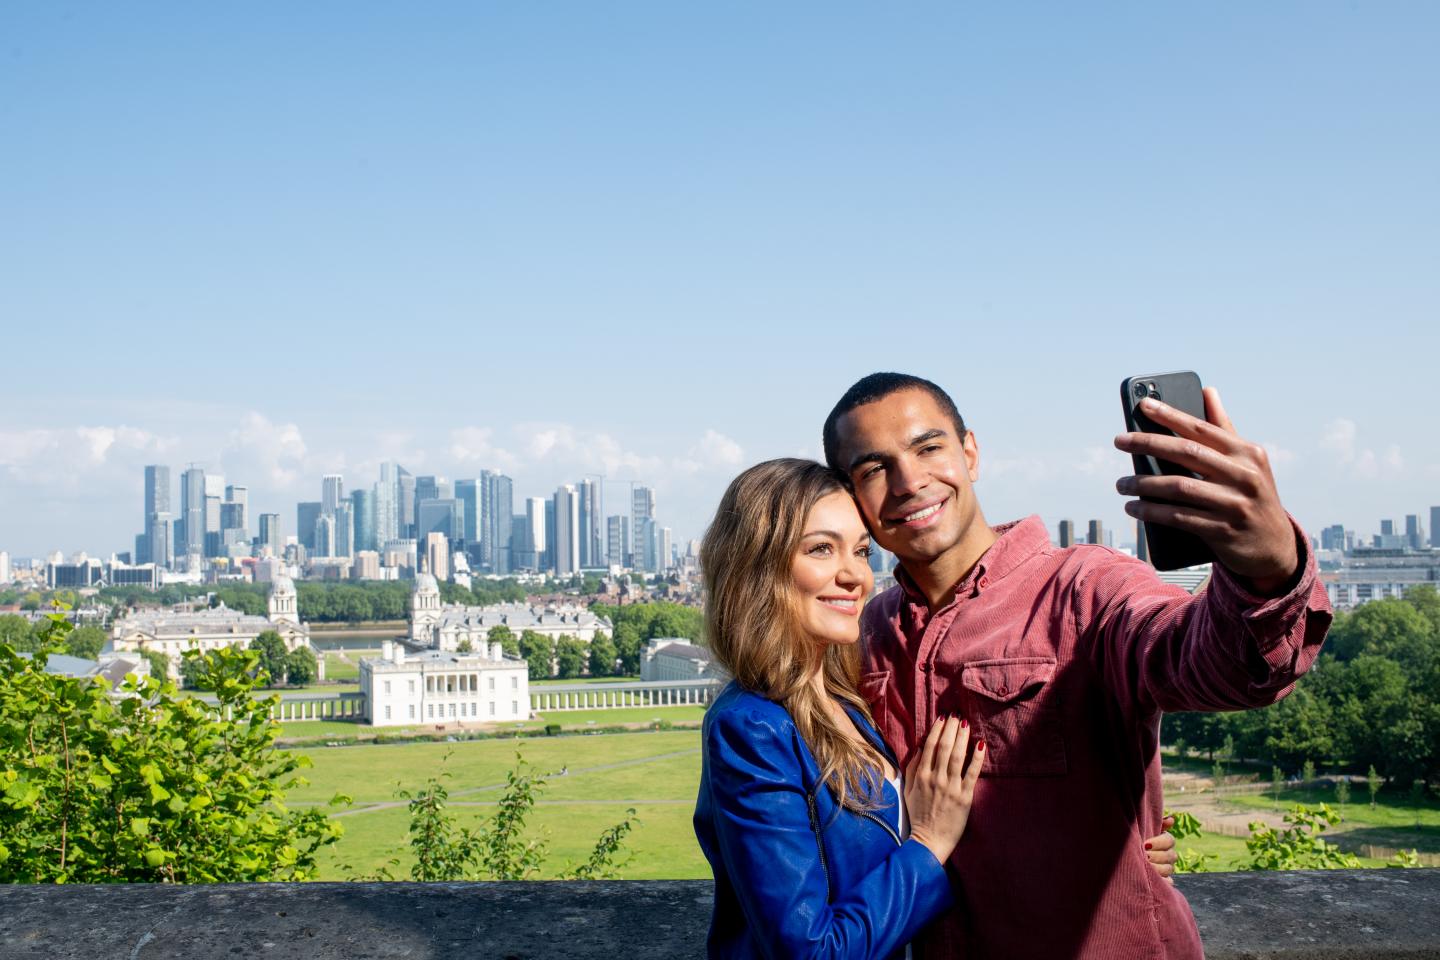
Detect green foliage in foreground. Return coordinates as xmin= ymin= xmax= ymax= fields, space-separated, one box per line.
xmin=0 ymin=610 xmax=345 ymax=882
xmin=1171 ymin=803 xmax=1420 ymax=874
xmin=358 ymin=753 xmax=638 ymax=882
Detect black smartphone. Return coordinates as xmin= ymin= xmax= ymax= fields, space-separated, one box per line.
xmin=1119 ymin=371 xmax=1217 ymax=571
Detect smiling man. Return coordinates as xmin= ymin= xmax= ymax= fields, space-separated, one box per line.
xmin=823 ymin=372 xmax=1332 ymax=960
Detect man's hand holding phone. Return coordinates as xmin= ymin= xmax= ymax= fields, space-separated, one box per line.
xmin=1113 ymin=387 xmax=1299 ymax=595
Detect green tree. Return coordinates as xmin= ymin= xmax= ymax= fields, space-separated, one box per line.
xmin=555 ymin=636 xmax=587 ymax=679
xmin=1368 ymin=765 xmax=1381 ymax=808
xmin=137 ymin=649 xmax=171 ymax=682
xmin=612 ymin=622 xmax=643 ymax=675
xmin=64 ymin=625 xmax=108 ymax=661
xmin=285 ymin=647 xmax=318 ymax=686
xmin=519 ymin=631 xmax=555 ymax=680
xmin=1334 ymin=777 xmax=1350 ymax=811
xmin=587 ymin=632 xmax=618 ymax=678
xmin=1301 ymin=759 xmax=1316 ymax=784
xmin=20 ymin=592 xmax=42 ymax=611
xmin=456 ymin=639 xmax=473 ymax=654
xmin=1271 ymin=765 xmax=1284 ymax=804
xmin=0 ymin=615 xmax=37 ymax=653
xmin=0 ymin=616 xmax=345 ymax=882
xmin=249 ymin=631 xmax=291 ymax=687
xmin=488 ymin=625 xmax=518 ymax=657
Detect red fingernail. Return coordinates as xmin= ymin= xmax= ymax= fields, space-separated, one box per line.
xmin=1144 ymin=842 xmax=1153 ymax=850
xmin=976 ymin=740 xmax=985 ymax=751
xmin=960 ymin=719 xmax=968 ymax=729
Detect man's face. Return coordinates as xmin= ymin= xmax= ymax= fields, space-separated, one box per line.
xmin=833 ymin=388 xmax=981 ymax=565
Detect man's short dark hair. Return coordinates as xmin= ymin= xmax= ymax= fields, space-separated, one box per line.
xmin=822 ymin=372 xmax=968 ymax=472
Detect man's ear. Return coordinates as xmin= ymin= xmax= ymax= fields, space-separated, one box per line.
xmin=962 ymin=431 xmax=980 ymax=483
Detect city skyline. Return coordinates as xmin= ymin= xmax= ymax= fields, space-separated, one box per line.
xmin=3 ymin=4 xmax=1437 ymax=555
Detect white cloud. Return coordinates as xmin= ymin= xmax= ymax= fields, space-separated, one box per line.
xmin=220 ymin=412 xmax=308 ymax=490
xmin=0 ymin=425 xmax=174 ymax=485
xmin=448 ymin=427 xmax=518 ymax=470
xmin=1318 ymin=418 xmax=1401 ymax=480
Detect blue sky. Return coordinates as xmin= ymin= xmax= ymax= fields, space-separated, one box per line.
xmin=2 ymin=2 xmax=1437 ymax=557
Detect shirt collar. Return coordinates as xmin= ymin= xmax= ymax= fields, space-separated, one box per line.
xmin=891 ymin=515 xmax=1051 ymax=607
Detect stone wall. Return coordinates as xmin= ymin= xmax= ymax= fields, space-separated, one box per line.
xmin=0 ymin=871 xmax=1436 ymax=959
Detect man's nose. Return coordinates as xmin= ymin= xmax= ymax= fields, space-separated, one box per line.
xmin=888 ymin=456 xmax=926 ymax=499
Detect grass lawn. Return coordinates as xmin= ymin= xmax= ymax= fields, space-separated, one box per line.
xmin=295 ymin=730 xmax=708 ymax=880
xmin=322 ymin=650 xmax=378 ymax=682
xmin=532 ymin=676 xmax=642 ymax=686
xmin=1175 ymin=830 xmax=1389 ymax=870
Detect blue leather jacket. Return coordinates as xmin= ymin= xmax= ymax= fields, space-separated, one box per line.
xmin=694 ymin=682 xmax=954 ymax=959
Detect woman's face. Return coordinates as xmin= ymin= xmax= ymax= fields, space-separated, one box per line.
xmin=791 ymin=491 xmax=875 ymax=647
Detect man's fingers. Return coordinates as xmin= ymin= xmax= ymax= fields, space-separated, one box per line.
xmin=1134 ymin=395 xmax=1243 ymax=453
xmin=1123 ymin=499 xmax=1230 ymax=538
xmin=1118 ymin=475 xmax=1249 ymax=516
xmin=1203 ymin=387 xmax=1236 ymax=435
xmin=1113 ymin=431 xmax=1250 ymax=485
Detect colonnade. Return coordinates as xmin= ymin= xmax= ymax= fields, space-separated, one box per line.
xmin=218 ymin=695 xmax=365 ymax=722
xmin=529 ymin=681 xmax=721 ymax=712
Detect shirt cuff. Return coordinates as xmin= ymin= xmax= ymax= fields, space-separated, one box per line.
xmin=1205 ymin=514 xmax=1326 ymax=658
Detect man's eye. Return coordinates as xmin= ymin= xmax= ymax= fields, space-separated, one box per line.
xmin=861 ymin=465 xmax=883 ymax=480
xmin=920 ymin=445 xmax=941 ymax=454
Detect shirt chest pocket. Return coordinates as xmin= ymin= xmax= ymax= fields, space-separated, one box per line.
xmin=958 ymin=657 xmax=1067 ymax=777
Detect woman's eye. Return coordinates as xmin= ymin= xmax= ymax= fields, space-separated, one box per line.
xmin=807 ymin=543 xmax=833 ymax=556
xmin=857 ymin=546 xmax=872 ymax=558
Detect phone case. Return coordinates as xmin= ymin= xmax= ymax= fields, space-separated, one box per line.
xmin=1119 ymin=371 xmax=1216 ymax=571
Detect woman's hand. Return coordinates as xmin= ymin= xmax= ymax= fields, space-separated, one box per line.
xmin=1146 ymin=815 xmax=1178 ymax=883
xmin=904 ymin=716 xmax=984 ymax=864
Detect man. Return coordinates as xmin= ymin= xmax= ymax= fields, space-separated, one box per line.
xmin=824 ymin=372 xmax=1330 ymax=960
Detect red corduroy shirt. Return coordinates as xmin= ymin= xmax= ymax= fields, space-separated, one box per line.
xmin=859 ymin=515 xmax=1332 ymax=960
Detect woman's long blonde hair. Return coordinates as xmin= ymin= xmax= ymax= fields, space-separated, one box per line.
xmin=701 ymin=458 xmax=885 ymax=811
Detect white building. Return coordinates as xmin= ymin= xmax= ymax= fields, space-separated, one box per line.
xmin=640 ymin=637 xmax=722 ymax=682
xmin=110 ymin=575 xmax=317 ymax=680
xmin=408 ymin=574 xmax=611 ymax=651
xmin=361 ymin=639 xmax=529 ymax=726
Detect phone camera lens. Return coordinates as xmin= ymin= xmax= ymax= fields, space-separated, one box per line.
xmin=1148 ymin=384 xmax=1161 ymax=400
xmin=1133 ymin=382 xmax=1149 ymax=399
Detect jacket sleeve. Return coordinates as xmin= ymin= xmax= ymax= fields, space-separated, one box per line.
xmin=704 ymin=704 xmax=954 ymax=960
xmin=1078 ymin=516 xmax=1333 ymax=718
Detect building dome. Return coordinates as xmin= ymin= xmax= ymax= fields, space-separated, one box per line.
xmin=270 ymin=574 xmax=296 ymax=597
xmin=414 ymin=572 xmax=440 ymax=595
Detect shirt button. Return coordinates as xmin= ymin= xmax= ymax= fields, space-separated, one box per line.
xmin=998 ymin=686 xmax=1009 ymax=696
xmin=979 ymin=576 xmax=990 ymax=588
xmin=920 ymin=662 xmax=932 ymax=672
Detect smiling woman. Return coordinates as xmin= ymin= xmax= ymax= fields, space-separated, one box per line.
xmin=692 ymin=458 xmax=984 ymax=959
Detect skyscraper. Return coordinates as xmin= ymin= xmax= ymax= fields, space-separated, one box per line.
xmin=180 ymin=466 xmax=206 ymax=558
xmin=578 ymin=478 xmax=604 ymax=568
xmin=606 ymin=515 xmax=629 ymax=570
xmin=375 ymin=462 xmax=400 ymax=545
xmin=297 ymin=501 xmax=322 ymax=552
xmin=456 ymin=479 xmax=481 ymax=546
xmin=1057 ymin=519 xmax=1075 ymax=549
xmin=481 ymin=471 xmax=514 ymax=574
xmin=314 ymin=513 xmax=336 ymax=557
xmin=1087 ymin=520 xmax=1104 ymax=547
xmin=1432 ymin=507 xmax=1440 ymax=549
xmin=139 ymin=465 xmax=171 ymax=565
xmin=259 ymin=513 xmax=282 ymax=552
xmin=1135 ymin=522 xmax=1150 ymax=564
xmin=631 ymin=484 xmax=655 ymax=568
xmin=351 ymin=488 xmax=377 ymax=553
xmin=554 ymin=484 xmax=580 ymax=575
xmin=523 ymin=497 xmax=547 ymax=572
xmin=425 ymin=532 xmax=450 ymax=581
xmin=1405 ymin=515 xmax=1424 ymax=550
xmin=322 ymin=474 xmax=345 ymax=517
xmin=396 ymin=467 xmax=416 ymax=540
xmin=333 ymin=502 xmax=355 ymax=558
xmin=417 ymin=499 xmax=464 ymax=543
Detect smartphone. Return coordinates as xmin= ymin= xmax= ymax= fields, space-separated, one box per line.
xmin=1119 ymin=371 xmax=1216 ymax=571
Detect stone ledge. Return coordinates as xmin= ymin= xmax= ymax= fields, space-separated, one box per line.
xmin=0 ymin=871 xmax=1436 ymax=959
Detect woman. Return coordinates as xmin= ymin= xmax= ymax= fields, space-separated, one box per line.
xmin=693 ymin=459 xmax=1178 ymax=959
xmin=694 ymin=458 xmax=978 ymax=959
